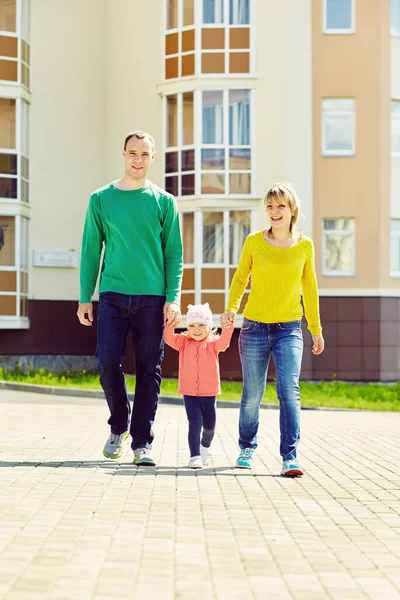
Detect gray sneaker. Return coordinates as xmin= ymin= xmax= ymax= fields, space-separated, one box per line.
xmin=133 ymin=447 xmax=156 ymax=466
xmin=103 ymin=430 xmax=129 ymax=459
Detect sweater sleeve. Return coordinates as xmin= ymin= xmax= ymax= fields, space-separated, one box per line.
xmin=302 ymin=241 xmax=322 ymax=336
xmin=214 ymin=323 xmax=234 ymax=353
xmin=164 ymin=326 xmax=185 ymax=351
xmin=161 ymin=196 xmax=183 ymax=305
xmin=226 ymin=236 xmax=252 ymax=313
xmin=79 ymin=193 xmax=104 ymax=303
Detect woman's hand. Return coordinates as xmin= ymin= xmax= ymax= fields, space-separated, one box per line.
xmin=312 ymin=335 xmax=325 ymax=355
xmin=220 ymin=311 xmax=235 ymax=330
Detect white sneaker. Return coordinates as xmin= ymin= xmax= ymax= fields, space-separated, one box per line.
xmin=200 ymin=445 xmax=210 ymax=466
xmin=189 ymin=455 xmax=203 ymax=469
xmin=133 ymin=447 xmax=156 ymax=466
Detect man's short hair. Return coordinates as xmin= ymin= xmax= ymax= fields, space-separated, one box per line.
xmin=124 ymin=130 xmax=155 ymax=151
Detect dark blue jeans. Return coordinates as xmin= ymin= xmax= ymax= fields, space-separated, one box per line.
xmin=183 ymin=395 xmax=216 ymax=457
xmin=96 ymin=292 xmax=165 ymax=450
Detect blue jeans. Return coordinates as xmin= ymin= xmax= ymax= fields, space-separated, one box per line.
xmin=96 ymin=292 xmax=165 ymax=450
xmin=238 ymin=318 xmax=303 ymax=460
xmin=183 ymin=395 xmax=216 ymax=457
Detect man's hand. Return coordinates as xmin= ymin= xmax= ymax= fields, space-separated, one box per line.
xmin=77 ymin=302 xmax=94 ymax=326
xmin=164 ymin=302 xmax=181 ymax=328
xmin=220 ymin=311 xmax=235 ymax=330
xmin=312 ymin=335 xmax=325 ymax=355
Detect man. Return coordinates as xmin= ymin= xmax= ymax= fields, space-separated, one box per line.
xmin=77 ymin=131 xmax=182 ymax=466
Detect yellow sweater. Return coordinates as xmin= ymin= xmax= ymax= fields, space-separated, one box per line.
xmin=227 ymin=231 xmax=322 ymax=335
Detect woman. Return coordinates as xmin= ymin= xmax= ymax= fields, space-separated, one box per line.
xmin=221 ymin=183 xmax=324 ymax=476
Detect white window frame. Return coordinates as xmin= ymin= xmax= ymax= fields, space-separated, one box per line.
xmin=322 ymin=98 xmax=355 ymax=157
xmin=391 ymin=0 xmax=400 ymax=37
xmin=323 ymin=0 xmax=355 ymax=34
xmin=390 ymin=219 xmax=400 ymax=278
xmin=322 ymin=218 xmax=355 ymax=277
xmin=391 ymin=100 xmax=400 ymax=158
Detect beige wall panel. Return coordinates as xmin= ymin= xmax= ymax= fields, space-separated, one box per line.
xmin=312 ymin=0 xmax=391 ymax=289
xmin=30 ymin=0 xmax=106 ymax=301
xmin=391 ymin=38 xmax=400 ymax=99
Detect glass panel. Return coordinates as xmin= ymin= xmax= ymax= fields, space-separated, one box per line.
xmin=20 ymin=216 xmax=29 ymax=269
xmin=201 ymin=52 xmax=225 ymax=73
xmin=202 ymin=91 xmax=224 ymax=144
xmin=229 ymin=52 xmax=250 ymax=73
xmin=391 ymin=219 xmax=400 ymax=232
xmin=0 ymin=98 xmax=15 ymax=149
xmin=203 ymin=0 xmax=224 ymax=24
xmin=229 ymin=90 xmax=250 ymax=145
xmin=0 ymin=215 xmax=15 ymax=266
xmin=20 ymin=271 xmax=28 ymax=293
xmin=323 ymin=98 xmax=354 ymax=112
xmin=182 ymin=53 xmax=195 ymax=76
xmin=326 ymin=0 xmax=352 ymax=30
xmin=165 ymin=151 xmax=178 ymax=174
xmin=392 ymin=0 xmax=400 ymax=33
xmin=0 ymin=295 xmax=16 ymax=315
xmin=324 ymin=218 xmax=355 ymax=231
xmin=21 ymin=0 xmax=31 ymax=42
xmin=0 ymin=153 xmax=17 ymax=175
xmin=20 ymin=295 xmax=28 ymax=316
xmin=183 ymin=0 xmax=195 ymax=26
xmin=0 ymin=0 xmax=16 ymax=32
xmin=182 ymin=149 xmax=195 ymax=171
xmin=165 ymin=175 xmax=178 ymax=196
xmin=202 ymin=268 xmax=224 ymax=288
xmin=21 ymin=156 xmax=29 ymax=179
xmin=165 ymin=56 xmax=179 ymax=79
xmin=202 ymin=149 xmax=225 ymax=170
xmin=202 ymin=28 xmax=225 ymax=49
xmin=324 ymin=103 xmax=354 ymax=152
xmin=21 ymin=100 xmax=29 ymax=156
xmin=229 ymin=210 xmax=250 ymax=264
xmin=201 ymin=173 xmax=225 ymax=194
xmin=391 ymin=235 xmax=400 ymax=272
xmin=0 ymin=58 xmax=17 ymax=81
xmin=229 ymin=173 xmax=251 ymax=194
xmin=0 ymin=270 xmax=16 ymax=291
xmin=0 ymin=177 xmax=17 ymax=198
xmin=203 ymin=212 xmax=224 ymax=263
xmin=0 ymin=35 xmax=17 ymax=57
xmin=167 ymin=0 xmax=179 ymax=29
xmin=229 ymin=148 xmax=250 ymax=170
xmin=182 ymin=213 xmax=194 ymax=263
xmin=21 ymin=63 xmax=30 ymax=88
xmin=324 ymin=233 xmax=354 ymax=272
xmin=229 ymin=28 xmax=250 ymax=49
xmin=392 ymin=101 xmax=400 ymax=154
xmin=181 ymin=173 xmax=195 ymax=195
xmin=230 ymin=0 xmax=250 ymax=24
xmin=21 ymin=180 xmax=28 ymax=203
xmin=182 ymin=29 xmax=195 ymax=52
xmin=165 ymin=32 xmax=179 ymax=55
xmin=183 ymin=92 xmax=194 ymax=145
xmin=167 ymin=95 xmax=178 ymax=147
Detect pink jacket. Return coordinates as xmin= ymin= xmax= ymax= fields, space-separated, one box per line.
xmin=164 ymin=324 xmax=234 ymax=396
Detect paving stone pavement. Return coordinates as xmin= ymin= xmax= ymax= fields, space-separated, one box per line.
xmin=0 ymin=389 xmax=400 ymax=600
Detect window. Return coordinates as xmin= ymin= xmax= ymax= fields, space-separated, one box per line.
xmin=322 ymin=218 xmax=355 ymax=276
xmin=165 ymin=92 xmax=195 ymax=197
xmin=180 ymin=209 xmax=253 ymax=313
xmin=391 ymin=101 xmax=400 ymax=156
xmin=323 ymin=0 xmax=354 ymax=33
xmin=0 ymin=214 xmax=29 ymax=320
xmin=392 ymin=0 xmax=400 ymax=36
xmin=0 ymin=0 xmax=31 ymax=87
xmin=0 ymin=97 xmax=30 ymax=202
xmin=390 ymin=219 xmax=400 ymax=277
xmin=322 ymin=98 xmax=355 ymax=156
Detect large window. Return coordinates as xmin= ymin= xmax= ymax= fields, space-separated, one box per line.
xmin=0 ymin=97 xmax=30 ymax=203
xmin=390 ymin=219 xmax=400 ymax=277
xmin=180 ymin=208 xmax=252 ymax=314
xmin=0 ymin=0 xmax=31 ymax=87
xmin=322 ymin=98 xmax=355 ymax=156
xmin=322 ymin=218 xmax=355 ymax=276
xmin=165 ymin=89 xmax=253 ymax=197
xmin=323 ymin=0 xmax=354 ymax=34
xmin=391 ymin=100 xmax=400 ymax=157
xmin=165 ymin=0 xmax=252 ymax=79
xmin=392 ymin=0 xmax=400 ymax=36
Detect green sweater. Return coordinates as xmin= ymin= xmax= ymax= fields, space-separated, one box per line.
xmin=79 ymin=182 xmax=183 ymax=304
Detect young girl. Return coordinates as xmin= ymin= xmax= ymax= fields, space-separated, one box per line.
xmin=221 ymin=182 xmax=324 ymax=476
xmin=164 ymin=303 xmax=234 ymax=469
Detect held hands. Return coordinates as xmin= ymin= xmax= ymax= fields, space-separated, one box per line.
xmin=77 ymin=302 xmax=93 ymax=326
xmin=164 ymin=302 xmax=181 ymax=328
xmin=312 ymin=335 xmax=325 ymax=355
xmin=220 ymin=311 xmax=235 ymax=330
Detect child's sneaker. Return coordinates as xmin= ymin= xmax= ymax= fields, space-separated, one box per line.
xmin=200 ymin=444 xmax=210 ymax=466
xmin=281 ymin=459 xmax=304 ymax=477
xmin=235 ymin=448 xmax=254 ymax=469
xmin=189 ymin=455 xmax=203 ymax=469
xmin=103 ymin=430 xmax=129 ymax=459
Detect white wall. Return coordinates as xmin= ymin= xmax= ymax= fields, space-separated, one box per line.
xmin=391 ymin=37 xmax=400 ymax=218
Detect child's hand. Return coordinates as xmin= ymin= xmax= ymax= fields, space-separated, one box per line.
xmin=220 ymin=311 xmax=235 ymax=329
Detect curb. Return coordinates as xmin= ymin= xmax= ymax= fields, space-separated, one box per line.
xmin=0 ymin=380 xmax=353 ymax=411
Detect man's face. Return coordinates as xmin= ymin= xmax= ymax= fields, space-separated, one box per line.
xmin=122 ymin=136 xmax=155 ymax=179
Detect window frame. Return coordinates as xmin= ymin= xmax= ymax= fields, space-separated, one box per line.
xmin=322 ymin=98 xmax=356 ymax=157
xmin=323 ymin=0 xmax=355 ymax=35
xmin=322 ymin=218 xmax=356 ymax=277
xmin=390 ymin=219 xmax=400 ymax=278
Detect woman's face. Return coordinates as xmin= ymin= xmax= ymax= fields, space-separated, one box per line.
xmin=266 ymin=198 xmax=293 ymax=230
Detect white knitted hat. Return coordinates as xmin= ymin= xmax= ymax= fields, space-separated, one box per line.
xmin=186 ymin=303 xmax=213 ymax=328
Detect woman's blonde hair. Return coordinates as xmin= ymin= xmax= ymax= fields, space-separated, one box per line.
xmin=264 ymin=182 xmax=300 ymax=233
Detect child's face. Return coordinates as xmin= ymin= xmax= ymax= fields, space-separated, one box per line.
xmin=187 ymin=322 xmax=210 ymax=341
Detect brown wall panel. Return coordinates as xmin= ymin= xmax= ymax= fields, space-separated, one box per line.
xmin=0 ymin=270 xmax=16 ymax=291
xmin=0 ymin=35 xmax=17 ymax=57
xmin=201 ymin=52 xmax=224 ymax=73
xmin=0 ymin=294 xmax=16 ymax=315
xmin=182 ymin=268 xmax=194 ymax=290
xmin=0 ymin=58 xmax=17 ymax=81
xmin=201 ymin=268 xmax=224 ymax=289
xmin=201 ymin=293 xmax=225 ymax=313
xmin=229 ymin=28 xmax=249 ymax=49
xmin=182 ymin=29 xmax=195 ymax=52
xmin=165 ymin=56 xmax=179 ymax=79
xmin=181 ymin=53 xmax=195 ymax=76
xmin=229 ymin=52 xmax=249 ymax=73
xmin=202 ymin=28 xmax=224 ymax=49
xmin=165 ymin=32 xmax=179 ymax=55
xmin=181 ymin=292 xmax=195 ymax=309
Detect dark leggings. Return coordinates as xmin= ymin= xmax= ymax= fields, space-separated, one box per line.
xmin=183 ymin=395 xmax=216 ymax=457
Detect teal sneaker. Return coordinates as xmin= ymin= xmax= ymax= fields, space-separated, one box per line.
xmin=235 ymin=448 xmax=254 ymax=469
xmin=281 ymin=459 xmax=304 ymax=477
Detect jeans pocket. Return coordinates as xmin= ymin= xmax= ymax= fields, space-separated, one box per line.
xmin=241 ymin=318 xmax=258 ymax=333
xmin=278 ymin=320 xmax=301 ymax=331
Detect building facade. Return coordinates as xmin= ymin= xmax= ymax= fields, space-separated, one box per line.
xmin=0 ymin=0 xmax=399 ymax=381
